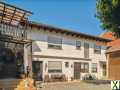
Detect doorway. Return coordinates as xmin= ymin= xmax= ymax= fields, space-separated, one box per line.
xmin=32 ymin=61 xmax=43 ymax=81
xmin=74 ymin=62 xmax=81 ymax=79
xmin=102 ymin=63 xmax=106 ymax=77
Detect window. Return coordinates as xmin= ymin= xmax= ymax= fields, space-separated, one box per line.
xmin=76 ymin=41 xmax=81 ymax=50
xmin=48 ymin=36 xmax=62 ymax=49
xmin=94 ymin=44 xmax=101 ymax=54
xmin=84 ymin=43 xmax=89 ymax=58
xmin=48 ymin=61 xmax=62 ymax=73
xmin=92 ymin=63 xmax=97 ymax=73
xmin=65 ymin=62 xmax=69 ymax=68
xmin=80 ymin=63 xmax=89 ymax=73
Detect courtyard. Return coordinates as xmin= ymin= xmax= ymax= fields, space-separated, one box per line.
xmin=39 ymin=81 xmax=111 ymax=90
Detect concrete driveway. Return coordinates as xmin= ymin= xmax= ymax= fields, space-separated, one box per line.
xmin=39 ymin=81 xmax=111 ymax=90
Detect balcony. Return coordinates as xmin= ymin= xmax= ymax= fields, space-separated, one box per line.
xmin=0 ymin=2 xmax=32 ymax=41
xmin=0 ymin=23 xmax=27 ymax=40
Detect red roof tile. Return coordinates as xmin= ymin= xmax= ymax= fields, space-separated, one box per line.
xmin=100 ymin=32 xmax=120 ymax=53
xmin=100 ymin=32 xmax=116 ymax=40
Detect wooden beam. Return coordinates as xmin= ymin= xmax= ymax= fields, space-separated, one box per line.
xmin=9 ymin=8 xmax=16 ymax=24
xmin=0 ymin=3 xmax=5 ymax=23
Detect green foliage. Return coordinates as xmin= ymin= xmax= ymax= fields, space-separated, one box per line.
xmin=96 ymin=0 xmax=120 ymax=38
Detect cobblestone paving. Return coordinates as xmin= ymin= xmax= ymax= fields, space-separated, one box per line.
xmin=39 ymin=82 xmax=110 ymax=90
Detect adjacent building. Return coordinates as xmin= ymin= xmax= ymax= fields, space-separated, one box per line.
xmin=101 ymin=32 xmax=120 ymax=80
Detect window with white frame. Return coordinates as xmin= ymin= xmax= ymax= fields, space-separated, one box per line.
xmin=94 ymin=44 xmax=101 ymax=54
xmin=48 ymin=61 xmax=62 ymax=73
xmin=76 ymin=41 xmax=81 ymax=50
xmin=92 ymin=63 xmax=97 ymax=73
xmin=80 ymin=63 xmax=89 ymax=73
xmin=48 ymin=36 xmax=62 ymax=49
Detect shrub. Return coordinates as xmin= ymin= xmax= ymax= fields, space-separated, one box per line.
xmin=82 ymin=74 xmax=97 ymax=80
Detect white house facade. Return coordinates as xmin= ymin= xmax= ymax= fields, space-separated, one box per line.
xmin=26 ymin=21 xmax=110 ymax=81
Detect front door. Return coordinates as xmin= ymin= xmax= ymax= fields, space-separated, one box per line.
xmin=32 ymin=61 xmax=43 ymax=81
xmin=74 ymin=62 xmax=81 ymax=79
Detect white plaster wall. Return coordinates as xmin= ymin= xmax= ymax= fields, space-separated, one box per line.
xmin=27 ymin=28 xmax=107 ymax=80
xmin=33 ymin=57 xmax=92 ymax=80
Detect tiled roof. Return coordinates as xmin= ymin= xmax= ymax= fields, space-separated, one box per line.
xmin=100 ymin=32 xmax=120 ymax=53
xmin=108 ymin=39 xmax=120 ymax=46
xmin=100 ymin=32 xmax=120 ymax=46
xmin=106 ymin=45 xmax=120 ymax=53
xmin=100 ymin=32 xmax=116 ymax=40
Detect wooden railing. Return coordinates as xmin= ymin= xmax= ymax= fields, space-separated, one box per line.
xmin=0 ymin=23 xmax=27 ymax=40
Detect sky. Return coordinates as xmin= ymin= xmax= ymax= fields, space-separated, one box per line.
xmin=4 ymin=0 xmax=104 ymax=36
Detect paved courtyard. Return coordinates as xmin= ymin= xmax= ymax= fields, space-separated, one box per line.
xmin=39 ymin=81 xmax=111 ymax=90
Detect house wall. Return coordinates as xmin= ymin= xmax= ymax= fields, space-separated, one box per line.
xmin=27 ymin=28 xmax=107 ymax=80
xmin=107 ymin=52 xmax=120 ymax=80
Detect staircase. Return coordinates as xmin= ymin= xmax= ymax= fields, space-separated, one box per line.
xmin=0 ymin=79 xmax=21 ymax=90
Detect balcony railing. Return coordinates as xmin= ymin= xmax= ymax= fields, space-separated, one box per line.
xmin=0 ymin=23 xmax=27 ymax=40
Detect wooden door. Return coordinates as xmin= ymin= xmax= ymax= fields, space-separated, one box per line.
xmin=74 ymin=62 xmax=81 ymax=79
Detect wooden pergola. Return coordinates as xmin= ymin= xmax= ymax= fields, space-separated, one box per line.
xmin=0 ymin=1 xmax=32 ymax=42
xmin=0 ymin=1 xmax=32 ymax=26
xmin=0 ymin=2 xmax=33 ymax=79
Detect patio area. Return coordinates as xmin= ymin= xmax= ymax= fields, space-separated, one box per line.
xmin=37 ymin=81 xmax=111 ymax=90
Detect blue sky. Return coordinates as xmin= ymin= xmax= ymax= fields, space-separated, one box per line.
xmin=5 ymin=0 xmax=104 ymax=36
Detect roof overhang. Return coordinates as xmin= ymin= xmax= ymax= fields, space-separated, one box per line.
xmin=0 ymin=2 xmax=32 ymax=26
xmin=27 ymin=21 xmax=112 ymax=43
xmin=106 ymin=45 xmax=120 ymax=54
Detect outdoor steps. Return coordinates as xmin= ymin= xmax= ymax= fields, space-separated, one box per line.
xmin=0 ymin=79 xmax=21 ymax=90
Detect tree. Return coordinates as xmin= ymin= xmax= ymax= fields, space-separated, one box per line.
xmin=96 ymin=0 xmax=120 ymax=38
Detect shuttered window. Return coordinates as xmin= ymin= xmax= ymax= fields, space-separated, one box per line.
xmin=48 ymin=36 xmax=62 ymax=49
xmin=84 ymin=43 xmax=89 ymax=58
xmin=48 ymin=61 xmax=62 ymax=73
